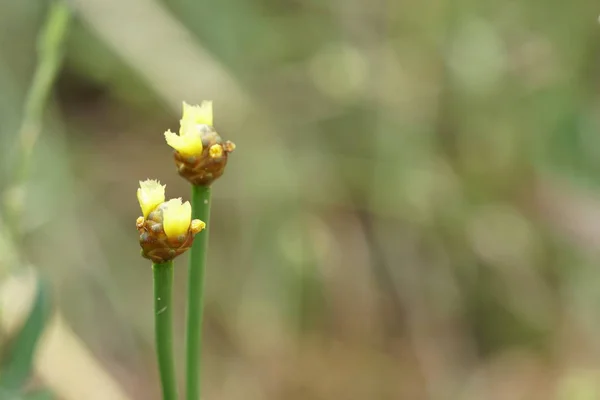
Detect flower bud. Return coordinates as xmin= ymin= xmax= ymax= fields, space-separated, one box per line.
xmin=164 ymin=101 xmax=235 ymax=186
xmin=136 ymin=180 xmax=205 ymax=263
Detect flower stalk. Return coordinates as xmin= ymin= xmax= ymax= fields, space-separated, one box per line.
xmin=185 ymin=184 xmax=211 ymax=400
xmin=152 ymin=261 xmax=178 ymax=400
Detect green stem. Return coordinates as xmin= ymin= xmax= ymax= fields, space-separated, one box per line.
xmin=185 ymin=185 xmax=211 ymax=400
xmin=153 ymin=261 xmax=179 ymax=400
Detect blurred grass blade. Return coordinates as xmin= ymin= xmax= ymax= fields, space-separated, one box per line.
xmin=23 ymin=390 xmax=53 ymax=400
xmin=0 ymin=388 xmax=14 ymax=400
xmin=0 ymin=389 xmax=53 ymax=400
xmin=0 ymin=278 xmax=51 ymax=391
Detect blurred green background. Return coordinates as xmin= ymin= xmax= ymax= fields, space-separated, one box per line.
xmin=2 ymin=0 xmax=600 ymax=399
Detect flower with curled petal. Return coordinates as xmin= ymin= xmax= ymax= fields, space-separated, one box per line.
xmin=164 ymin=101 xmax=235 ymax=186
xmin=135 ymin=180 xmax=206 ymax=263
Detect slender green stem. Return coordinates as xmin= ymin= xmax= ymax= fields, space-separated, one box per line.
xmin=153 ymin=261 xmax=179 ymax=400
xmin=185 ymin=185 xmax=211 ymax=400
xmin=4 ymin=0 xmax=71 ymax=236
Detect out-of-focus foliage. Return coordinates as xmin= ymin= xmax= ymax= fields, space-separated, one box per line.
xmin=0 ymin=278 xmax=51 ymax=395
xmin=2 ymin=0 xmax=600 ymax=399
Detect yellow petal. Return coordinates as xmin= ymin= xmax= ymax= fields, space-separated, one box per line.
xmin=137 ymin=179 xmax=165 ymax=218
xmin=180 ymin=101 xmax=213 ymax=137
xmin=164 ymin=129 xmax=203 ymax=157
xmin=181 ymin=101 xmax=213 ymax=128
xmin=162 ymin=198 xmax=192 ymax=239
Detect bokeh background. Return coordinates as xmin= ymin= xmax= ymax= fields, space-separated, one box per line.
xmin=1 ymin=0 xmax=600 ymax=399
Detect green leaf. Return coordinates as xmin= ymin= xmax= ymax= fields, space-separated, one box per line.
xmin=0 ymin=277 xmax=52 ymax=391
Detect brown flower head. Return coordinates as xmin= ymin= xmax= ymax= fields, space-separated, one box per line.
xmin=136 ymin=180 xmax=205 ymax=263
xmin=164 ymin=101 xmax=235 ymax=186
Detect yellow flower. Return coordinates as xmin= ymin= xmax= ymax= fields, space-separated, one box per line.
xmin=164 ymin=128 xmax=203 ymax=158
xmin=136 ymin=180 xmax=206 ymax=262
xmin=137 ymin=179 xmax=165 ymax=218
xmin=166 ymin=100 xmax=235 ymax=186
xmin=164 ymin=101 xmax=214 ymax=159
xmin=161 ymin=198 xmax=193 ymax=239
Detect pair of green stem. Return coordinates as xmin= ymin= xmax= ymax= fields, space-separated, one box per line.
xmin=153 ymin=185 xmax=211 ymax=400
